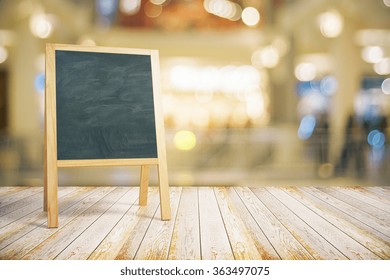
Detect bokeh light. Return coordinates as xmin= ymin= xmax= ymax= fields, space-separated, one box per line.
xmin=251 ymin=46 xmax=280 ymax=69
xmin=119 ymin=0 xmax=141 ymax=15
xmin=144 ymin=1 xmax=163 ymax=18
xmin=317 ymin=10 xmax=343 ymax=38
xmin=381 ymin=78 xmax=390 ymax=95
xmin=203 ymin=0 xmax=242 ymax=21
xmin=298 ymin=115 xmax=316 ymax=140
xmin=367 ymin=130 xmax=385 ymax=149
xmin=34 ymin=73 xmax=45 ymax=93
xmin=174 ymin=130 xmax=197 ymax=151
xmin=29 ymin=13 xmax=54 ymax=39
xmin=361 ymin=46 xmax=384 ymax=64
xmin=241 ymin=7 xmax=260 ymax=26
xmin=295 ymin=63 xmax=317 ymax=81
xmin=374 ymin=58 xmax=390 ymax=75
xmin=0 ymin=46 xmax=8 ymax=64
xmin=384 ymin=0 xmax=390 ymax=8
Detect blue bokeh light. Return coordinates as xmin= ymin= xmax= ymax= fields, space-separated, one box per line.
xmin=298 ymin=115 xmax=316 ymax=140
xmin=34 ymin=72 xmax=45 ymax=93
xmin=367 ymin=129 xmax=385 ymax=149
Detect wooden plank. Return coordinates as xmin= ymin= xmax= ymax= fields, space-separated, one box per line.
xmin=152 ymin=50 xmax=171 ymax=221
xmin=0 ymin=187 xmax=29 ymax=196
xmin=168 ymin=187 xmax=201 ymax=260
xmin=55 ymin=188 xmax=139 ymax=259
xmin=214 ymin=187 xmax=264 ymax=260
xmin=345 ymin=186 xmax=390 ymax=204
xmin=0 ymin=187 xmax=111 ymax=260
xmin=45 ymin=43 xmax=58 ymax=228
xmin=0 ymin=190 xmax=43 ymax=217
xmin=22 ymin=187 xmax=128 ymax=260
xmin=0 ymin=187 xmax=96 ymax=257
xmin=90 ymin=187 xmax=160 ymax=260
xmin=270 ymin=187 xmax=382 ymax=260
xmin=319 ymin=187 xmax=390 ymax=222
xmin=57 ymin=158 xmax=158 ymax=167
xmin=301 ymin=187 xmax=390 ymax=242
xmin=228 ymin=188 xmax=280 ymax=260
xmin=0 ymin=187 xmax=77 ymax=229
xmin=335 ymin=187 xmax=390 ymax=214
xmin=54 ymin=43 xmax=152 ymax=55
xmin=133 ymin=187 xmax=182 ymax=260
xmin=0 ymin=187 xmax=42 ymax=209
xmin=235 ymin=187 xmax=313 ymax=260
xmin=139 ymin=165 xmax=150 ymax=206
xmin=365 ymin=187 xmax=390 ymax=199
xmin=251 ymin=187 xmax=347 ymax=260
xmin=198 ymin=187 xmax=234 ymax=260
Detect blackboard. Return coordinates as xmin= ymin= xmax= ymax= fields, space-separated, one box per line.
xmin=55 ymin=50 xmax=158 ymax=160
xmin=44 ymin=44 xmax=171 ymax=228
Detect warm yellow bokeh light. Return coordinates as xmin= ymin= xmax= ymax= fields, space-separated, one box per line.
xmin=174 ymin=130 xmax=197 ymax=151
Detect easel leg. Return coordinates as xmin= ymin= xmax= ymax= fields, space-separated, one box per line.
xmin=46 ymin=163 xmax=58 ymax=228
xmin=157 ymin=163 xmax=171 ymax=220
xmin=139 ymin=165 xmax=149 ymax=206
xmin=44 ymin=120 xmax=47 ymax=211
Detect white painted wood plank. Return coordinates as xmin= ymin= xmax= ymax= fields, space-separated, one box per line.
xmin=335 ymin=187 xmax=390 ymax=213
xmin=319 ymin=187 xmax=390 ymax=223
xmin=0 ymin=187 xmax=31 ymax=198
xmin=251 ymin=187 xmax=347 ymax=260
xmin=235 ymin=187 xmax=313 ymax=260
xmin=270 ymin=187 xmax=381 ymax=260
xmin=1 ymin=187 xmax=112 ymax=260
xmin=134 ymin=187 xmax=182 ymax=260
xmin=90 ymin=187 xmax=160 ymax=260
xmin=229 ymin=188 xmax=280 ymax=260
xmin=0 ymin=187 xmax=81 ymax=251
xmin=0 ymin=187 xmax=78 ymax=229
xmin=351 ymin=187 xmax=390 ymax=204
xmin=198 ymin=187 xmax=234 ymax=260
xmin=168 ymin=187 xmax=201 ymax=260
xmin=0 ymin=188 xmax=42 ymax=214
xmin=214 ymin=187 xmax=264 ymax=260
xmin=56 ymin=188 xmax=139 ymax=260
xmin=21 ymin=187 xmax=127 ymax=260
xmin=305 ymin=187 xmax=390 ymax=240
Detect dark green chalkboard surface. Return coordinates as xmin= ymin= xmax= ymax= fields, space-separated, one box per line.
xmin=55 ymin=50 xmax=158 ymax=160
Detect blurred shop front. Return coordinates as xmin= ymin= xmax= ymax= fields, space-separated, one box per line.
xmin=0 ymin=0 xmax=389 ymax=186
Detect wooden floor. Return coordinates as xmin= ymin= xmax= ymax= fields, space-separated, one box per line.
xmin=0 ymin=186 xmax=389 ymax=260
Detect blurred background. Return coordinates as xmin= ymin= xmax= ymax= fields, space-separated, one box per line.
xmin=0 ymin=0 xmax=389 ymax=187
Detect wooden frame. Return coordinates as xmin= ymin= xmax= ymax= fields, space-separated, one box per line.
xmin=44 ymin=43 xmax=171 ymax=228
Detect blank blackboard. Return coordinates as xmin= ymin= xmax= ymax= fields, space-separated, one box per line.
xmin=55 ymin=50 xmax=158 ymax=160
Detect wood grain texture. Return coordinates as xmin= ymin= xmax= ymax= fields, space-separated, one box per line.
xmin=151 ymin=50 xmax=171 ymax=221
xmin=303 ymin=187 xmax=390 ymax=240
xmin=0 ymin=186 xmax=388 ymax=260
xmin=168 ymin=187 xmax=200 ymax=260
xmin=1 ymin=187 xmax=113 ymax=260
xmin=319 ymin=187 xmax=390 ymax=223
xmin=22 ymin=187 xmax=127 ymax=260
xmin=57 ymin=158 xmax=158 ymax=167
xmin=91 ymin=187 xmax=160 ymax=260
xmin=198 ymin=187 xmax=234 ymax=260
xmin=251 ymin=187 xmax=347 ymax=260
xmin=0 ymin=187 xmax=96 ymax=258
xmin=134 ymin=187 xmax=182 ymax=260
xmin=55 ymin=188 xmax=139 ymax=260
xmin=45 ymin=43 xmax=59 ymax=228
xmin=214 ymin=187 xmax=263 ymax=260
xmin=235 ymin=187 xmax=313 ymax=260
xmin=0 ymin=187 xmax=42 ymax=210
xmin=139 ymin=165 xmax=150 ymax=206
xmin=276 ymin=187 xmax=383 ymax=259
xmin=229 ymin=188 xmax=280 ymax=260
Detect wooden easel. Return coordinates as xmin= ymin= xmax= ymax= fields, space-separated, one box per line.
xmin=44 ymin=44 xmax=171 ymax=228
